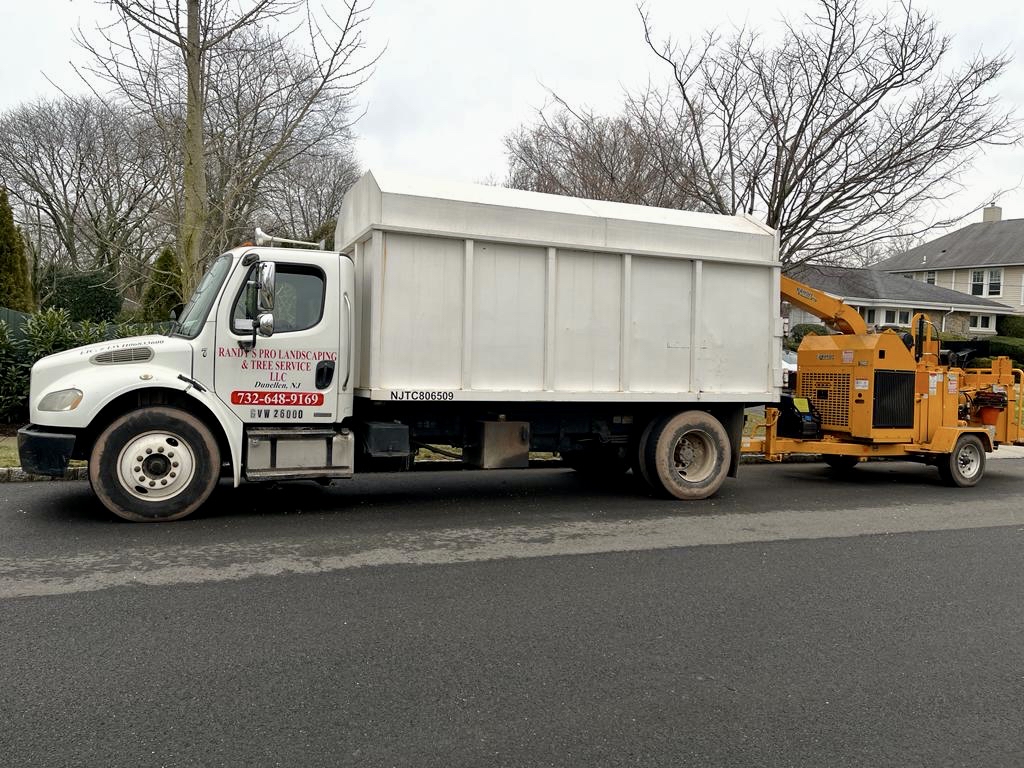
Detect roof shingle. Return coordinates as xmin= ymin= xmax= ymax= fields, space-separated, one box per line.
xmin=788 ymin=264 xmax=1010 ymax=311
xmin=874 ymin=219 xmax=1024 ymax=271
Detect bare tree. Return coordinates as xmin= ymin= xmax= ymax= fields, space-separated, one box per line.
xmin=79 ymin=0 xmax=376 ymax=292
xmin=258 ymin=148 xmax=360 ymax=248
xmin=0 ymin=96 xmax=174 ymax=302
xmin=200 ymin=25 xmax=364 ymax=254
xmin=640 ymin=0 xmax=1019 ymax=265
xmin=505 ymin=92 xmax=700 ymax=209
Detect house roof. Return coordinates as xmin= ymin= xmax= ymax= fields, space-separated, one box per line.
xmin=788 ymin=264 xmax=1012 ymax=312
xmin=874 ymin=218 xmax=1024 ymax=271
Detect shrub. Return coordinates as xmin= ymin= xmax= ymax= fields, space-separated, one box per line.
xmin=0 ymin=320 xmax=23 ymax=421
xmin=0 ymin=307 xmax=164 ymax=423
xmin=786 ymin=323 xmax=827 ymax=350
xmin=996 ymin=315 xmax=1024 ymax=338
xmin=142 ymin=247 xmax=183 ymax=322
xmin=42 ymin=269 xmax=123 ymax=322
xmin=988 ymin=336 xmax=1024 ymax=368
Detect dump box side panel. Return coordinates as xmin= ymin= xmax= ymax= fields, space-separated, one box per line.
xmin=354 ymin=232 xmax=779 ymax=400
xmin=469 ymin=241 xmax=546 ymax=391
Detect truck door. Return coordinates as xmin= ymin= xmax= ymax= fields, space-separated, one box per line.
xmin=213 ymin=251 xmax=346 ymax=425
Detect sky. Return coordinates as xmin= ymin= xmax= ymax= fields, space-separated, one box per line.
xmin=1 ymin=0 xmax=1022 ymax=236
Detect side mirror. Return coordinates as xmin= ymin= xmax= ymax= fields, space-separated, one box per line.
xmin=257 ymin=313 xmax=274 ymax=338
xmin=256 ymin=262 xmax=275 ymax=312
xmin=169 ymin=303 xmax=184 ymax=321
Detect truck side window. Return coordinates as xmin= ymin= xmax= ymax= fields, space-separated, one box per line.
xmin=231 ymin=265 xmax=326 ymax=334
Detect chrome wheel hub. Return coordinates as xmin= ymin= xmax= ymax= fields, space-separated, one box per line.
xmin=116 ymin=431 xmax=196 ymax=501
xmin=673 ymin=430 xmax=716 ymax=482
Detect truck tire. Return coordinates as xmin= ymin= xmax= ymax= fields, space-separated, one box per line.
xmin=937 ymin=434 xmax=985 ymax=488
xmin=634 ymin=418 xmax=659 ymax=488
xmin=642 ymin=410 xmax=730 ymax=500
xmin=89 ymin=407 xmax=221 ymax=522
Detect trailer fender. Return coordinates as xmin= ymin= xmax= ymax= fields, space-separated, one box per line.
xmin=922 ymin=427 xmax=993 ymax=455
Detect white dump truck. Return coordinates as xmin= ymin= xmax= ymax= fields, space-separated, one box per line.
xmin=18 ymin=171 xmax=782 ymax=521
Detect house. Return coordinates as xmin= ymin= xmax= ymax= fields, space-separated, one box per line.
xmin=874 ymin=205 xmax=1024 ymax=330
xmin=786 ymin=263 xmax=1012 ymax=337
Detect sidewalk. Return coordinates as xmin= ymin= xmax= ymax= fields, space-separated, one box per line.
xmin=2 ymin=431 xmax=1024 ymax=482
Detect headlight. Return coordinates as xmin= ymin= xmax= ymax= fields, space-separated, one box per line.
xmin=39 ymin=388 xmax=84 ymax=412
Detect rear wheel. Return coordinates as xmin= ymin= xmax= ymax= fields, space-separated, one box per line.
xmin=89 ymin=407 xmax=221 ymax=522
xmin=938 ymin=434 xmax=985 ymax=488
xmin=642 ymin=410 xmax=730 ymax=500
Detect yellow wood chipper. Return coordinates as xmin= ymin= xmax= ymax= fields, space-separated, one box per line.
xmin=743 ymin=275 xmax=1024 ymax=486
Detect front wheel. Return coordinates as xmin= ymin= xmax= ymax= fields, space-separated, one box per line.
xmin=937 ymin=434 xmax=986 ymax=488
xmin=642 ymin=411 xmax=730 ymax=500
xmin=89 ymin=407 xmax=221 ymax=522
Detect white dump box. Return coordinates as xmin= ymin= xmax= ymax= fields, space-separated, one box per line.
xmin=336 ymin=170 xmax=782 ymax=403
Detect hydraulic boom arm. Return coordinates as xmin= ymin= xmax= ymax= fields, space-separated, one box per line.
xmin=781 ymin=274 xmax=868 ymax=335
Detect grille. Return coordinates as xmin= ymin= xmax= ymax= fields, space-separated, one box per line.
xmin=873 ymin=370 xmax=915 ymax=428
xmin=91 ymin=347 xmax=154 ymax=365
xmin=798 ymin=372 xmax=850 ymax=429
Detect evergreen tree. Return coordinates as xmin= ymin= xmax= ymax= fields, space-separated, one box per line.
xmin=13 ymin=227 xmax=34 ymax=311
xmin=142 ymin=246 xmax=183 ymax=321
xmin=0 ymin=189 xmax=32 ymax=311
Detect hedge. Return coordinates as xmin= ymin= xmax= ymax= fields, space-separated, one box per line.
xmin=0 ymin=308 xmax=166 ymax=423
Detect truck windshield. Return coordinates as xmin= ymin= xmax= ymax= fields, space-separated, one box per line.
xmin=172 ymin=254 xmax=234 ymax=339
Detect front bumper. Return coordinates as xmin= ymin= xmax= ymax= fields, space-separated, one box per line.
xmin=17 ymin=426 xmax=76 ymax=477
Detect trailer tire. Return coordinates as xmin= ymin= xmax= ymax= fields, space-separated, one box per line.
xmin=89 ymin=407 xmax=221 ymax=522
xmin=938 ymin=434 xmax=985 ymax=488
xmin=643 ymin=410 xmax=730 ymax=500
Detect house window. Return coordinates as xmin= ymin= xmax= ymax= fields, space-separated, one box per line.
xmin=881 ymin=308 xmax=912 ymax=326
xmin=972 ymin=270 xmax=985 ymax=295
xmin=925 ymin=271 xmax=936 ymax=285
xmin=970 ymin=315 xmax=994 ymax=330
xmin=971 ymin=268 xmax=1002 ymax=296
xmin=988 ymin=269 xmax=1002 ymax=296
xmin=865 ymin=309 xmax=876 ymax=324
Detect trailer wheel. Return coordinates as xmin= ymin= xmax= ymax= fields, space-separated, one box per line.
xmin=938 ymin=434 xmax=985 ymax=488
xmin=89 ymin=407 xmax=221 ymax=522
xmin=824 ymin=455 xmax=860 ymax=472
xmin=643 ymin=411 xmax=730 ymax=500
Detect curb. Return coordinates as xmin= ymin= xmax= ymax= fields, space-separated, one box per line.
xmin=0 ymin=466 xmax=89 ymax=483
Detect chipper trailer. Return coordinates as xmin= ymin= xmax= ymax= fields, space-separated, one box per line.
xmin=16 ymin=171 xmax=1024 ymax=521
xmin=742 ymin=275 xmax=1024 ymax=485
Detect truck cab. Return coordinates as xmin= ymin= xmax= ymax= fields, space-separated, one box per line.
xmin=20 ymin=244 xmax=357 ymax=521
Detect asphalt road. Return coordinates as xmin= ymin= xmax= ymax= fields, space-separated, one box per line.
xmin=2 ymin=462 xmax=1023 ymax=767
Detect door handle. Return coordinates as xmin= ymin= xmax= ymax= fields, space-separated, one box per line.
xmin=343 ymin=292 xmax=352 ymax=391
xmin=315 ymin=360 xmax=335 ymax=390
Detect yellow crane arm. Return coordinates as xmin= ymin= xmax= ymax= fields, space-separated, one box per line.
xmin=781 ymin=274 xmax=868 ymax=336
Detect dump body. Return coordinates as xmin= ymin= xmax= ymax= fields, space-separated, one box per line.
xmin=336 ymin=171 xmax=783 ymax=404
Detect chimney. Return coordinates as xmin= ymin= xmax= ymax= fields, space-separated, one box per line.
xmin=983 ymin=203 xmax=1002 ymax=223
